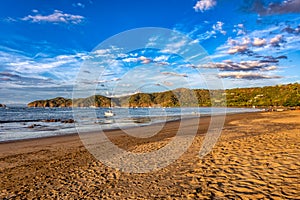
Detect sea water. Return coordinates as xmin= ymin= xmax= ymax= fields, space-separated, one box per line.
xmin=0 ymin=107 xmax=260 ymax=142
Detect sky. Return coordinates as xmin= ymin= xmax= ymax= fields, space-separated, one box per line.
xmin=0 ymin=0 xmax=299 ymax=104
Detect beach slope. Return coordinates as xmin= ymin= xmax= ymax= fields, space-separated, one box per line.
xmin=0 ymin=111 xmax=299 ymax=199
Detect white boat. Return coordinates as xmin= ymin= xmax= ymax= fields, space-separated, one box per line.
xmin=104 ymin=110 xmax=115 ymax=117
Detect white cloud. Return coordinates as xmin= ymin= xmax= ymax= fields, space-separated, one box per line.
xmin=228 ymin=45 xmax=248 ymax=54
xmin=122 ymin=57 xmax=138 ymax=63
xmin=193 ymin=0 xmax=217 ymax=12
xmin=242 ymin=37 xmax=251 ymax=45
xmin=187 ymin=21 xmax=226 ymax=42
xmin=0 ymin=47 xmax=88 ymax=85
xmin=233 ymin=23 xmax=246 ymax=36
xmin=153 ymin=55 xmax=169 ymax=62
xmin=212 ymin=21 xmax=226 ymax=35
xmin=21 ymin=10 xmax=84 ymax=24
xmin=218 ymin=72 xmax=281 ymax=80
xmin=215 ymin=22 xmax=298 ymax=58
xmin=227 ymin=38 xmax=239 ymax=46
xmin=252 ymin=38 xmax=267 ymax=47
xmin=201 ymin=60 xmax=278 ymax=72
xmin=161 ymin=72 xmax=188 ymax=77
xmin=138 ymin=56 xmax=152 ymax=64
xmin=270 ymin=35 xmax=283 ymax=47
xmin=253 ymin=0 xmax=300 ymax=15
xmin=121 ymin=55 xmax=152 ymax=64
xmin=93 ymin=49 xmax=112 ymax=56
xmin=72 ymin=2 xmax=85 ymax=8
xmin=237 ymin=24 xmax=244 ymax=29
xmin=237 ymin=29 xmax=246 ymax=36
xmin=161 ymin=39 xmax=187 ymax=54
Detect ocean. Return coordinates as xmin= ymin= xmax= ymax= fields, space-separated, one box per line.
xmin=0 ymin=107 xmax=260 ymax=142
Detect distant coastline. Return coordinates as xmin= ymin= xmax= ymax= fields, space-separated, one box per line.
xmin=27 ymin=83 xmax=300 ymax=109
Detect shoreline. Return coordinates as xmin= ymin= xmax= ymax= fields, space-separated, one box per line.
xmin=0 ymin=111 xmax=256 ymax=157
xmin=0 ymin=109 xmax=262 ymax=145
xmin=1 ymin=110 xmax=299 ymax=198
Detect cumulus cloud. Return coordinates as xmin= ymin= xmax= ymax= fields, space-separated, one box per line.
xmin=226 ymin=33 xmax=286 ymax=55
xmin=195 ymin=21 xmax=227 ymax=41
xmin=93 ymin=49 xmax=112 ymax=56
xmin=233 ymin=23 xmax=246 ymax=36
xmin=228 ymin=45 xmax=249 ymax=54
xmin=282 ymin=25 xmax=300 ymax=34
xmin=242 ymin=37 xmax=251 ymax=45
xmin=237 ymin=29 xmax=246 ymax=36
xmin=139 ymin=56 xmax=152 ymax=64
xmin=212 ymin=21 xmax=226 ymax=35
xmin=253 ymin=0 xmax=300 ymax=15
xmin=227 ymin=37 xmax=269 ymax=55
xmin=253 ymin=38 xmax=267 ymax=47
xmin=121 ymin=56 xmax=152 ymax=64
xmin=161 ymin=72 xmax=188 ymax=77
xmin=153 ymin=55 xmax=169 ymax=62
xmin=201 ymin=60 xmax=278 ymax=71
xmin=270 ymin=34 xmax=284 ymax=47
xmin=227 ymin=38 xmax=239 ymax=46
xmin=122 ymin=57 xmax=138 ymax=63
xmin=218 ymin=72 xmax=281 ymax=80
xmin=193 ymin=0 xmax=217 ymax=12
xmin=226 ymin=36 xmax=255 ymax=55
xmin=21 ymin=10 xmax=84 ymax=24
xmin=237 ymin=24 xmax=244 ymax=29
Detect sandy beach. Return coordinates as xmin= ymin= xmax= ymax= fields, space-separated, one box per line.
xmin=0 ymin=111 xmax=299 ymax=199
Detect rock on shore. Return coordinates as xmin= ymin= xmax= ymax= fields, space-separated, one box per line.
xmin=0 ymin=104 xmax=6 ymax=108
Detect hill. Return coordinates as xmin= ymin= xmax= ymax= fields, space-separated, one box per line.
xmin=28 ymin=96 xmax=111 ymax=108
xmin=27 ymin=83 xmax=300 ymax=108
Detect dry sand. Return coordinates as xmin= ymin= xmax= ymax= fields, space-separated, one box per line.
xmin=0 ymin=111 xmax=299 ymax=199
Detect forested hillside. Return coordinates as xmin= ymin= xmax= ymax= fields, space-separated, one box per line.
xmin=28 ymin=83 xmax=300 ymax=108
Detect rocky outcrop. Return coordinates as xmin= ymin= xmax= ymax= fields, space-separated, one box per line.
xmin=27 ymin=96 xmax=112 ymax=108
xmin=42 ymin=119 xmax=75 ymax=123
xmin=28 ymin=97 xmax=72 ymax=108
xmin=0 ymin=104 xmax=6 ymax=108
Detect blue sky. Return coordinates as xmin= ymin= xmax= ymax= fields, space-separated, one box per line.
xmin=0 ymin=0 xmax=299 ymax=104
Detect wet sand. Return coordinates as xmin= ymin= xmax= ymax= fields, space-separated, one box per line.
xmin=0 ymin=111 xmax=299 ymax=199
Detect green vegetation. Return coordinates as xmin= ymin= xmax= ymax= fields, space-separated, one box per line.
xmin=225 ymin=83 xmax=300 ymax=107
xmin=27 ymin=83 xmax=300 ymax=108
xmin=27 ymin=97 xmax=72 ymax=108
xmin=28 ymin=96 xmax=111 ymax=108
xmin=73 ymin=95 xmax=111 ymax=107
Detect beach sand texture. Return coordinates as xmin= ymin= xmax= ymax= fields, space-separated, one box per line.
xmin=0 ymin=111 xmax=299 ymax=199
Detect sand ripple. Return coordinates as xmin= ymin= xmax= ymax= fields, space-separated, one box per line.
xmin=0 ymin=111 xmax=299 ymax=199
